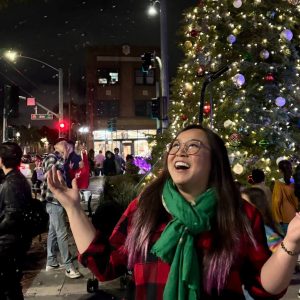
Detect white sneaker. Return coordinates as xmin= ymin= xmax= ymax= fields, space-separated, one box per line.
xmin=45 ymin=264 xmax=62 ymax=271
xmin=65 ymin=267 xmax=81 ymax=279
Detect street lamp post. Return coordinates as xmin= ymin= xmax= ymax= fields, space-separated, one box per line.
xmin=159 ymin=0 xmax=169 ymax=131
xmin=4 ymin=51 xmax=64 ymax=134
xmin=148 ymin=0 xmax=169 ymax=131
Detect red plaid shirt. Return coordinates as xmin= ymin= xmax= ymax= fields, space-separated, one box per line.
xmin=79 ymin=199 xmax=285 ymax=300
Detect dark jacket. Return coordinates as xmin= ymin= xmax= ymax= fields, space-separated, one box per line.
xmin=103 ymin=153 xmax=117 ymax=176
xmin=293 ymin=164 xmax=300 ymax=200
xmin=0 ymin=169 xmax=32 ymax=257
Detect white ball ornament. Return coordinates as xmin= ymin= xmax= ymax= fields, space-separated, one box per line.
xmin=227 ymin=34 xmax=236 ymax=44
xmin=233 ymin=73 xmax=245 ymax=86
xmin=275 ymin=96 xmax=286 ymax=107
xmin=280 ymin=29 xmax=293 ymax=41
xmin=224 ymin=119 xmax=233 ymax=128
xmin=260 ymin=49 xmax=270 ymax=59
xmin=233 ymin=0 xmax=243 ymax=8
xmin=233 ymin=163 xmax=244 ymax=175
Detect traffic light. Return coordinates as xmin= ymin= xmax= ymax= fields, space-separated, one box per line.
xmin=151 ymin=98 xmax=160 ymax=119
xmin=141 ymin=52 xmax=155 ymax=73
xmin=57 ymin=120 xmax=69 ymax=133
xmin=6 ymin=126 xmax=15 ymax=140
xmin=107 ymin=118 xmax=117 ymax=132
xmin=4 ymin=85 xmax=19 ymax=117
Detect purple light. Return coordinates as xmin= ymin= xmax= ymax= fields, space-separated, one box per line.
xmin=134 ymin=156 xmax=152 ymax=173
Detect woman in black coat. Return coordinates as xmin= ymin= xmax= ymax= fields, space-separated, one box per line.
xmin=102 ymin=151 xmax=117 ymax=176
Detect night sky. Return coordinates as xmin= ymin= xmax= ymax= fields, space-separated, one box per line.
xmin=0 ymin=0 xmax=196 ymax=127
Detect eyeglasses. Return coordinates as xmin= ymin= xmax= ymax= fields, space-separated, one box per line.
xmin=167 ymin=139 xmax=210 ymax=155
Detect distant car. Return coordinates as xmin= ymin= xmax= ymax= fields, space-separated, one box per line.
xmin=20 ymin=163 xmax=33 ymax=179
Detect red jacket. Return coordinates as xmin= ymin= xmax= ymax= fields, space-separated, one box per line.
xmin=79 ymin=199 xmax=285 ymax=300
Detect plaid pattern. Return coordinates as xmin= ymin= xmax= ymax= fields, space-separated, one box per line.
xmin=79 ymin=199 xmax=285 ymax=300
xmin=40 ymin=153 xmax=65 ymax=204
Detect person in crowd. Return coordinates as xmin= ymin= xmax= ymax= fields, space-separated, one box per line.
xmin=103 ymin=150 xmax=117 ymax=176
xmin=41 ymin=138 xmax=81 ymax=279
xmin=293 ymin=164 xmax=300 ymax=200
xmin=47 ymin=124 xmax=300 ymax=300
xmin=125 ymin=154 xmax=140 ymax=175
xmin=114 ymin=147 xmax=125 ymax=175
xmin=0 ymin=142 xmax=33 ymax=299
xmin=88 ymin=149 xmax=95 ymax=177
xmin=69 ymin=147 xmax=90 ymax=190
xmin=31 ymin=155 xmax=44 ymax=198
xmin=250 ymin=168 xmax=272 ymax=204
xmin=242 ymin=187 xmax=283 ymax=253
xmin=94 ymin=150 xmax=105 ymax=176
xmin=272 ymin=160 xmax=299 ymax=235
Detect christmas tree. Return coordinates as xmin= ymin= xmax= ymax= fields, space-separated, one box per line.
xmin=167 ymin=0 xmax=300 ymax=182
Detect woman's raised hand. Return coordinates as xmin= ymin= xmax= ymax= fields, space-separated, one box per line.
xmin=285 ymin=212 xmax=300 ymax=251
xmin=47 ymin=165 xmax=81 ymax=210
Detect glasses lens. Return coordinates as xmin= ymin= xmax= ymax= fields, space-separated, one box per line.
xmin=168 ymin=141 xmax=180 ymax=155
xmin=185 ymin=141 xmax=201 ymax=155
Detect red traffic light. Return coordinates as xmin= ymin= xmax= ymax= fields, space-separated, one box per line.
xmin=58 ymin=120 xmax=68 ymax=131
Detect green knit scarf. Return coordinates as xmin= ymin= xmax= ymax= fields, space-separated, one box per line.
xmin=151 ymin=179 xmax=217 ymax=300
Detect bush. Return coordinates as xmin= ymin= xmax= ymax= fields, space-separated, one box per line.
xmin=101 ymin=174 xmax=142 ymax=210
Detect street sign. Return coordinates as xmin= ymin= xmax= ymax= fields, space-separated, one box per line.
xmin=31 ymin=114 xmax=53 ymax=120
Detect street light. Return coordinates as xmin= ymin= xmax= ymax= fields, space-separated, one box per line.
xmin=4 ymin=50 xmax=64 ymax=135
xmin=147 ymin=1 xmax=159 ymax=16
xmin=147 ymin=0 xmax=169 ymax=131
xmin=78 ymin=126 xmax=89 ymax=145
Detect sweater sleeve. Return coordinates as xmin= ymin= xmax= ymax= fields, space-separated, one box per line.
xmin=271 ymin=181 xmax=283 ymax=223
xmin=78 ymin=199 xmax=138 ymax=281
xmin=241 ymin=202 xmax=286 ymax=299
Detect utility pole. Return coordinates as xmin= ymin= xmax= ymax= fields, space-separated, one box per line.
xmin=2 ymin=108 xmax=6 ymax=142
xmin=159 ymin=0 xmax=169 ymax=131
xmin=68 ymin=67 xmax=71 ymax=139
xmin=58 ymin=68 xmax=64 ymax=137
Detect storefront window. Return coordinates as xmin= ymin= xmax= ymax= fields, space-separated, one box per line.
xmin=92 ymin=129 xmax=156 ymax=157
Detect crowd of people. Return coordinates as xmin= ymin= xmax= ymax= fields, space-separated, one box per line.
xmin=88 ymin=147 xmax=140 ymax=177
xmin=0 ymin=125 xmax=300 ymax=299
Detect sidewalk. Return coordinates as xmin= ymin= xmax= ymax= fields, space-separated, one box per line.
xmin=23 ymin=229 xmax=125 ymax=299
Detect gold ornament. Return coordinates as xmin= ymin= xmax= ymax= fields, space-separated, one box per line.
xmin=184 ymin=40 xmax=193 ymax=49
xmin=184 ymin=82 xmax=193 ymax=92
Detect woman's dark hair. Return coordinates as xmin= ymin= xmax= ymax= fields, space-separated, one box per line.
xmin=242 ymin=188 xmax=283 ymax=237
xmin=105 ymin=150 xmax=114 ymax=159
xmin=251 ymin=168 xmax=265 ymax=184
xmin=126 ymin=154 xmax=134 ymax=161
xmin=278 ymin=160 xmax=292 ymax=185
xmin=0 ymin=142 xmax=23 ymax=168
xmin=125 ymin=124 xmax=255 ymax=293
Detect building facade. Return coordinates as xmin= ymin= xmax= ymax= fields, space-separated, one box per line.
xmin=86 ymin=45 xmax=160 ymax=158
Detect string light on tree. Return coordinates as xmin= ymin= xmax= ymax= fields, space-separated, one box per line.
xmin=159 ymin=0 xmax=300 ymax=184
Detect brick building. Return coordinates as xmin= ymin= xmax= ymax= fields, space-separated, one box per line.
xmin=85 ymin=45 xmax=160 ymax=158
